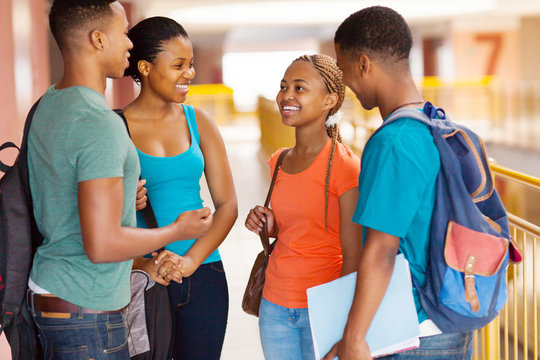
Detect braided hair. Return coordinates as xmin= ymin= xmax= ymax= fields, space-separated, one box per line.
xmin=293 ymin=54 xmax=345 ymax=231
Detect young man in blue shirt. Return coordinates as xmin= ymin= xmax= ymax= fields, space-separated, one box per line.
xmin=325 ymin=6 xmax=473 ymax=360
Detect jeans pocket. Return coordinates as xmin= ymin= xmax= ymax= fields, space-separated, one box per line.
xmin=102 ymin=316 xmax=129 ymax=354
xmin=52 ymin=346 xmax=89 ymax=360
xmin=209 ymin=261 xmax=225 ymax=273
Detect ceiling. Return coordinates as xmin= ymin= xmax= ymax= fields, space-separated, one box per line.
xmin=135 ymin=0 xmax=540 ymax=35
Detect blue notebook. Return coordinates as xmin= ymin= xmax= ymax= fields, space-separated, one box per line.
xmin=307 ymin=254 xmax=420 ymax=359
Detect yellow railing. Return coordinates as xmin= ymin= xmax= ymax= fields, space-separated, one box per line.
xmin=420 ymin=77 xmax=540 ymax=151
xmin=184 ymin=84 xmax=236 ymax=125
xmin=257 ymin=97 xmax=540 ymax=360
xmin=485 ymin=165 xmax=540 ymax=360
xmin=325 ymin=76 xmax=540 ymax=152
xmin=257 ymin=96 xmax=295 ymax=156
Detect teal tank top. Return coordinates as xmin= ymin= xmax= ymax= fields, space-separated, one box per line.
xmin=136 ymin=105 xmax=220 ymax=264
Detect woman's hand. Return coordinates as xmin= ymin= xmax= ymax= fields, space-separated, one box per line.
xmin=135 ymin=179 xmax=148 ymax=210
xmin=154 ymin=250 xmax=184 ymax=283
xmin=155 ymin=252 xmax=201 ymax=280
xmin=176 ymin=255 xmax=199 ymax=278
xmin=132 ymin=253 xmax=169 ymax=286
xmin=245 ymin=206 xmax=277 ymax=237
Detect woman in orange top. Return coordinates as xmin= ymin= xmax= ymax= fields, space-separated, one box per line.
xmin=245 ymin=54 xmax=362 ymax=360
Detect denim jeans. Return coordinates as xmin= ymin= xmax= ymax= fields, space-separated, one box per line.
xmin=378 ymin=332 xmax=473 ymax=360
xmin=30 ymin=307 xmax=129 ymax=359
xmin=259 ymin=297 xmax=315 ymax=360
xmin=167 ymin=260 xmax=229 ymax=360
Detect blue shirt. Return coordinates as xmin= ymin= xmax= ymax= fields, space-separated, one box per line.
xmin=136 ymin=105 xmax=220 ymax=264
xmin=352 ymin=114 xmax=440 ymax=323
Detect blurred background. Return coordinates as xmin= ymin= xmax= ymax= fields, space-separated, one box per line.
xmin=1 ymin=0 xmax=539 ymax=359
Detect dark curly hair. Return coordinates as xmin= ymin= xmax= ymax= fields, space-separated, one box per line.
xmin=334 ymin=6 xmax=412 ymax=63
xmin=125 ymin=16 xmax=189 ymax=83
xmin=49 ymin=0 xmax=116 ymax=50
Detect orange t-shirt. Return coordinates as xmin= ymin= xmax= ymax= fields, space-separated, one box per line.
xmin=263 ymin=141 xmax=360 ymax=308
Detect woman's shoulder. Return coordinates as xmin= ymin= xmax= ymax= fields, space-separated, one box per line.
xmin=267 ymin=147 xmax=289 ymax=168
xmin=334 ymin=142 xmax=360 ymax=165
xmin=189 ymin=106 xmax=212 ymax=124
xmin=189 ymin=106 xmax=220 ymax=144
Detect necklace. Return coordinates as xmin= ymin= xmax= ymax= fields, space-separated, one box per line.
xmin=389 ymin=99 xmax=425 ymax=115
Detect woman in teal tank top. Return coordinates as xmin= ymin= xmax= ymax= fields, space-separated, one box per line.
xmin=123 ymin=17 xmax=238 ymax=360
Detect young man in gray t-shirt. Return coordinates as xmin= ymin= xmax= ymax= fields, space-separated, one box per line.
xmin=27 ymin=1 xmax=213 ymax=357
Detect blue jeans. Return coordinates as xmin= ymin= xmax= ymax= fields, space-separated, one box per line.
xmin=168 ymin=260 xmax=229 ymax=360
xmin=378 ymin=332 xmax=473 ymax=360
xmin=259 ymin=297 xmax=315 ymax=360
xmin=30 ymin=308 xmax=128 ymax=359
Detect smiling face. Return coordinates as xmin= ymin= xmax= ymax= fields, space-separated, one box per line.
xmin=102 ymin=2 xmax=133 ymax=79
xmin=143 ymin=36 xmax=195 ymax=103
xmin=276 ymin=60 xmax=335 ymax=128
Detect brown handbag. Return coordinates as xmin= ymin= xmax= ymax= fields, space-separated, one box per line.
xmin=242 ymin=148 xmax=290 ymax=316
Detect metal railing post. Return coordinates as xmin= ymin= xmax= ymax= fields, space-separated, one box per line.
xmin=483 ymin=317 xmax=501 ymax=360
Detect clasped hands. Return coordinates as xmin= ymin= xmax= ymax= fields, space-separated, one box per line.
xmin=138 ymin=250 xmax=197 ymax=286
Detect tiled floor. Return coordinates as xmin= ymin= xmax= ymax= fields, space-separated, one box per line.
xmin=213 ymin=121 xmax=268 ymax=360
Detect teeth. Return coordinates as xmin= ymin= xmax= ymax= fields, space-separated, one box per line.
xmin=176 ymin=84 xmax=189 ymax=91
xmin=283 ymin=106 xmax=300 ymax=111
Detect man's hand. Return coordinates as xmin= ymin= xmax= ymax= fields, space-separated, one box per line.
xmin=154 ymin=250 xmax=184 ymax=283
xmin=172 ymin=207 xmax=213 ymax=240
xmin=155 ymin=253 xmax=200 ymax=279
xmin=136 ymin=179 xmax=147 ymax=210
xmin=133 ymin=253 xmax=169 ymax=286
xmin=323 ymin=338 xmax=371 ymax=360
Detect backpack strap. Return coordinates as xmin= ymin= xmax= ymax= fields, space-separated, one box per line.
xmin=18 ymin=99 xmax=44 ymax=252
xmin=378 ymin=103 xmax=435 ymax=133
xmin=381 ymin=102 xmax=496 ymax=204
xmin=20 ymin=99 xmax=42 ymax=155
xmin=113 ymin=109 xmax=159 ymax=230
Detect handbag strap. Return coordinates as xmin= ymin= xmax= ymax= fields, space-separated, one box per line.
xmin=261 ymin=148 xmax=290 ymax=256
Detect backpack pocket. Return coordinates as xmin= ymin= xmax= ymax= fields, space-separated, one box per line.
xmin=440 ymin=221 xmax=508 ymax=317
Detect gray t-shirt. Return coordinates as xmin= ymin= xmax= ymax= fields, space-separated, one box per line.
xmin=28 ymin=85 xmax=140 ymax=311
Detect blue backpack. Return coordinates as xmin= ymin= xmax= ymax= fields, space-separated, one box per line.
xmin=377 ymin=102 xmax=522 ymax=333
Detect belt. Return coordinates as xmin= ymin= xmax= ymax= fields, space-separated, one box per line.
xmin=31 ymin=293 xmax=124 ymax=314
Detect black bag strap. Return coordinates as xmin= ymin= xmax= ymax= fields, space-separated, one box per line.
xmin=113 ymin=109 xmax=159 ymax=230
xmin=260 ymin=148 xmax=290 ymax=256
xmin=0 ymin=143 xmax=19 ymax=173
xmin=0 ymin=99 xmax=40 ymax=175
xmin=19 ymin=99 xmax=45 ymax=253
xmin=20 ymin=100 xmax=42 ymax=155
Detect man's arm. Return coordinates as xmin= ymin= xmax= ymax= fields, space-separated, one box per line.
xmin=78 ymin=177 xmax=212 ymax=263
xmin=324 ymin=227 xmax=399 ymax=360
xmin=339 ymin=187 xmax=363 ymax=276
